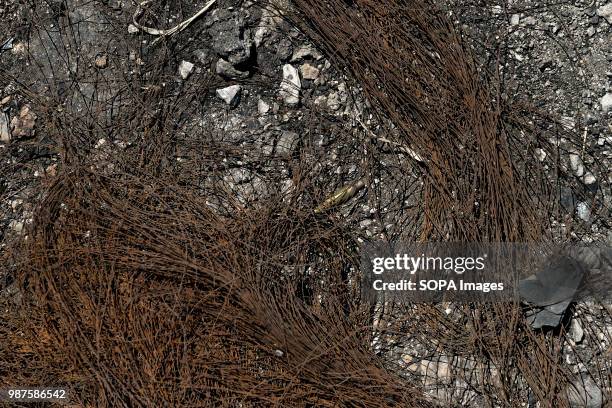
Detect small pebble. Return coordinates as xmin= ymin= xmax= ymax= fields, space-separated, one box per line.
xmin=600 ymin=92 xmax=612 ymax=112
xmin=216 ymin=85 xmax=241 ymax=107
xmin=95 ymin=54 xmax=108 ymax=69
xmin=178 ymin=60 xmax=194 ymax=80
xmin=257 ymin=99 xmax=270 ymax=115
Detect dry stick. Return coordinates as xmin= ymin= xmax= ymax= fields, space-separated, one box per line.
xmin=356 ymin=118 xmax=425 ymax=163
xmin=132 ymin=0 xmax=217 ymax=46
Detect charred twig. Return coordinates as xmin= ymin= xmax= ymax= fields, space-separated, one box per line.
xmin=357 ymin=118 xmax=425 ymax=163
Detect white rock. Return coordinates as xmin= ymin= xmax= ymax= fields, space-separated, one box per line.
xmin=600 ymin=92 xmax=612 ymax=112
xmin=11 ymin=199 xmax=23 ymax=211
xmin=569 ymin=319 xmax=584 ymax=343
xmin=560 ymin=116 xmax=575 ymax=130
xmin=216 ymin=85 xmax=241 ymax=107
xmin=569 ymin=153 xmax=585 ymax=177
xmin=576 ymin=202 xmax=591 ymax=222
xmin=257 ymin=99 xmax=270 ymax=115
xmin=178 ymin=60 xmax=194 ymax=79
xmin=11 ymin=42 xmax=25 ymax=55
xmin=534 ymin=148 xmax=547 ymax=162
xmin=401 ymin=354 xmax=414 ymax=365
xmin=280 ymin=64 xmax=301 ymax=106
xmin=300 ymin=63 xmax=320 ymax=80
xmin=9 ymin=220 xmax=23 ymax=233
xmin=10 ymin=105 xmax=36 ymax=139
xmin=583 ymin=172 xmax=597 ymax=185
xmin=291 ymin=45 xmax=322 ymax=62
xmin=94 ymin=138 xmax=107 ymax=149
xmin=0 ymin=112 xmax=10 ymax=142
xmin=276 ymin=131 xmax=299 ymax=155
xmin=510 ymin=14 xmax=520 ymax=25
xmin=596 ymin=3 xmax=612 ymax=24
xmin=127 ymin=24 xmax=139 ymax=34
xmin=280 ymin=179 xmax=294 ymax=195
xmin=327 ymin=92 xmax=341 ymax=110
xmin=95 ymin=54 xmax=108 ymax=69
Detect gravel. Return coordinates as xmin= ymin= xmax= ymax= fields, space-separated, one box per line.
xmin=276 ymin=131 xmax=299 ymax=155
xmin=600 ymin=92 xmax=612 ymax=112
xmin=577 ymin=202 xmax=592 ymax=221
xmin=280 ymin=64 xmax=301 ymax=106
xmin=569 ymin=319 xmax=585 ymax=344
xmin=300 ymin=63 xmax=320 ymax=80
xmin=9 ymin=105 xmax=36 ymax=139
xmin=0 ymin=112 xmax=9 ymax=142
xmin=178 ymin=60 xmax=195 ymax=80
xmin=257 ymin=99 xmax=271 ymax=115
xmin=570 ymin=152 xmax=586 ymax=177
xmin=216 ymin=84 xmax=242 ymax=107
